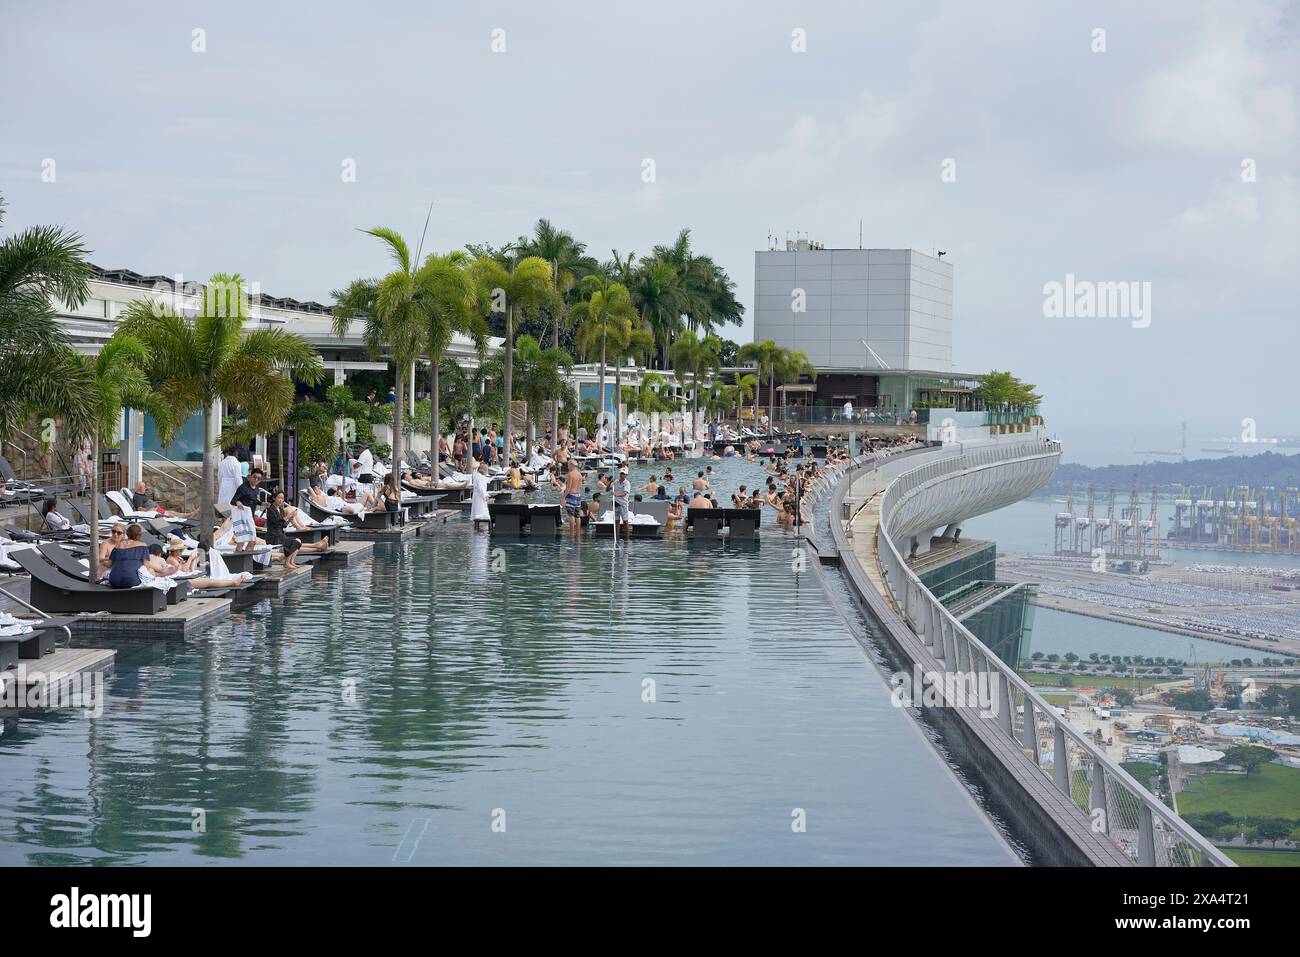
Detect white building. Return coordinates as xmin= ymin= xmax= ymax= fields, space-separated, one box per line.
xmin=753 ymin=243 xmax=953 ymax=372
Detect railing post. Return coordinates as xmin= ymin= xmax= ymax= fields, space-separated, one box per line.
xmin=1090 ymin=765 xmax=1109 ymax=833
xmin=1053 ymin=724 xmax=1070 ymax=797
xmin=1138 ymin=805 xmax=1157 ymax=866
xmin=1022 ymin=701 xmax=1039 ymax=763
xmin=997 ymin=671 xmax=1013 ymax=736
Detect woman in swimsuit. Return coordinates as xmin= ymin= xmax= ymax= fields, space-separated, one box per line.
xmin=106 ymin=524 xmax=151 ymax=589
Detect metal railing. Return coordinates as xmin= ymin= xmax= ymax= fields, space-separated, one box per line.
xmin=865 ymin=438 xmax=1231 ymax=866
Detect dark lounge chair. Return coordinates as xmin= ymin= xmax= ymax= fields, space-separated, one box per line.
xmin=11 ymin=549 xmax=167 ymax=615
xmin=525 ymin=504 xmax=562 ymax=537
xmin=489 ymin=502 xmax=527 ymax=535
xmin=718 ymin=508 xmax=761 ymax=539
xmin=215 ymin=549 xmax=273 ymax=575
xmin=687 ymin=508 xmax=724 ymax=537
xmin=38 ymin=542 xmax=191 ymax=605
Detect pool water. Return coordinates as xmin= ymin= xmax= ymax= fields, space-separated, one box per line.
xmin=0 ymin=458 xmax=1016 ymax=865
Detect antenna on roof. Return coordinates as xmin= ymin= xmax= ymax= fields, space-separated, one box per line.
xmin=859 ymin=219 xmax=862 ymax=249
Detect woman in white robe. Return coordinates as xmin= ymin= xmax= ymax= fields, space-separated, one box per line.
xmin=470 ymin=464 xmax=491 ymax=529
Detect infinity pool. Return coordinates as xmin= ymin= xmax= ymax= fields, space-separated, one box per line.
xmin=0 ymin=460 xmax=1018 ymax=865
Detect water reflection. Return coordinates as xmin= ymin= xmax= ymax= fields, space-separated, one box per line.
xmin=0 ymin=460 xmax=1016 ymax=866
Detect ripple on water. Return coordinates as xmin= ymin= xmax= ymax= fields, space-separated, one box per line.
xmin=0 ymin=458 xmax=1016 ymax=865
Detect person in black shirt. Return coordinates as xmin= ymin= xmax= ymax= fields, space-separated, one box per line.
xmin=230 ymin=468 xmax=264 ymax=510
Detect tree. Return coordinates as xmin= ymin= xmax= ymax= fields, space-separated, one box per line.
xmin=1223 ymin=745 xmax=1274 ymax=777
xmin=69 ymin=333 xmax=159 ymax=577
xmin=332 ymin=227 xmax=445 ymax=470
xmin=469 ymin=256 xmax=553 ymax=458
xmin=118 ymin=273 xmax=324 ymax=547
xmin=628 ymin=259 xmax=685 ymax=369
xmin=515 ymin=219 xmax=596 ymax=442
xmin=670 ymin=330 xmax=722 ymax=444
xmin=511 ymin=335 xmax=572 ymax=462
xmin=415 ymin=251 xmax=486 ymax=456
xmin=0 ymin=192 xmax=97 ymax=445
xmin=773 ymin=348 xmax=815 ymax=431
xmin=737 ymin=339 xmax=784 ymax=434
xmin=572 ymin=276 xmax=637 ymax=442
xmin=611 ymin=323 xmax=656 ymax=451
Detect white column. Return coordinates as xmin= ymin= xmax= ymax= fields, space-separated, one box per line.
xmin=125 ymin=409 xmax=143 ymax=487
xmin=334 ymin=365 xmax=345 ymax=387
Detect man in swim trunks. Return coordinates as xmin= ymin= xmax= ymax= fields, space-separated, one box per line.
xmin=564 ymin=460 xmax=584 ymax=536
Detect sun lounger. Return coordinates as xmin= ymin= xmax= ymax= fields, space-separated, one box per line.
xmin=632 ymin=500 xmax=671 ymax=525
xmin=12 ymin=549 xmax=168 ymax=615
xmin=525 ymin=504 xmax=561 ymax=536
xmin=216 ymin=548 xmax=275 ymax=575
xmin=489 ymin=502 xmax=527 ymax=535
xmin=716 ymin=507 xmax=761 ymax=538
xmin=687 ymin=508 xmax=724 ymax=537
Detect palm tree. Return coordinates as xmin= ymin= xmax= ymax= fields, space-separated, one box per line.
xmin=70 ymin=333 xmax=159 ymax=576
xmin=414 ymin=251 xmax=486 ymax=458
xmin=738 ymin=339 xmax=783 ymax=434
xmin=438 ymin=353 xmax=505 ymax=430
xmin=610 ymin=323 xmax=655 ymax=452
xmin=571 ymin=276 xmax=636 ymax=442
xmin=468 ymin=256 xmax=552 ymax=460
xmin=773 ymin=349 xmax=815 ymax=432
xmin=0 ymin=192 xmax=97 ymax=445
xmin=669 ymin=330 xmax=722 ymax=446
xmin=628 ymin=259 xmax=685 ymax=369
xmin=731 ymin=373 xmax=758 ymax=421
xmin=118 ymin=273 xmax=324 ymax=547
xmin=511 ymin=335 xmax=573 ymax=462
xmin=332 ymin=227 xmax=437 ymax=470
xmin=515 ymin=219 xmax=596 ymax=442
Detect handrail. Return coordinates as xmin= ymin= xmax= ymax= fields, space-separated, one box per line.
xmin=0 ymin=584 xmax=73 ymax=644
xmin=141 ymin=452 xmax=191 ymax=493
xmin=864 ymin=438 xmax=1231 ymax=867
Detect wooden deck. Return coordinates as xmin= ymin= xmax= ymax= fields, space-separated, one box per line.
xmin=339 ymin=522 xmax=420 ymax=542
xmin=250 ymin=564 xmax=314 ymax=596
xmin=65 ymin=595 xmax=233 ymax=641
xmin=0 ymin=647 xmax=115 ymax=712
xmin=318 ymin=540 xmax=374 ymax=566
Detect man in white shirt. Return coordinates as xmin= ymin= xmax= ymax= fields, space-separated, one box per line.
xmin=216 ymin=447 xmax=241 ymax=516
xmin=357 ymin=444 xmax=375 ymax=484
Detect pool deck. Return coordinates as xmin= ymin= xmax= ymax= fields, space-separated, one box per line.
xmin=64 ymin=595 xmax=233 ymax=641
xmin=0 ymin=642 xmax=115 ymax=712
xmin=319 ymin=540 xmax=374 ymax=566
xmin=250 ymin=564 xmax=314 ymax=597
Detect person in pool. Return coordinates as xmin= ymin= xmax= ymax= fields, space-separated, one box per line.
xmin=563 ymin=460 xmax=584 ymax=536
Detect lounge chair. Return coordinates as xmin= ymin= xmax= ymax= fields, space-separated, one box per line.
xmin=11 ymin=549 xmax=167 ymax=615
xmin=526 ymin=504 xmax=562 ymax=536
xmin=36 ymin=542 xmax=193 ymax=604
xmin=0 ymin=621 xmax=62 ymax=663
xmin=489 ymin=502 xmax=528 ymax=535
xmin=687 ymin=508 xmax=724 ymax=537
xmin=215 ymin=548 xmax=274 ymax=575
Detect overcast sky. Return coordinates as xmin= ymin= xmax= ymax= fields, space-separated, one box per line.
xmin=2 ymin=0 xmax=1296 ymax=465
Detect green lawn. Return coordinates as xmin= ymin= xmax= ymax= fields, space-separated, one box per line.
xmin=1017 ymin=670 xmax=1177 ymax=691
xmin=1041 ymin=693 xmax=1077 ymax=707
xmin=1178 ymin=763 xmax=1300 ymax=820
xmin=1221 ymin=847 xmax=1300 ymax=867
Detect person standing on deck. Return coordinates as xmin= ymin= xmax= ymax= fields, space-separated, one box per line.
xmin=356 ymin=443 xmax=375 ymax=486
xmin=217 ymin=446 xmax=242 ymax=517
xmin=470 ymin=463 xmax=491 ymax=530
xmin=612 ymin=468 xmax=632 ymax=541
